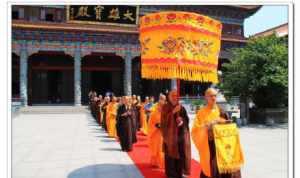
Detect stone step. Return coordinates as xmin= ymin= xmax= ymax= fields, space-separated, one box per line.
xmin=19 ymin=106 xmax=90 ymax=114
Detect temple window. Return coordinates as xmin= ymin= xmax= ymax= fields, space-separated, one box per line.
xmin=56 ymin=10 xmax=62 ymax=22
xmin=40 ymin=8 xmax=55 ymax=22
xmin=12 ymin=10 xmax=19 ymax=19
xmin=12 ymin=7 xmax=24 ymax=20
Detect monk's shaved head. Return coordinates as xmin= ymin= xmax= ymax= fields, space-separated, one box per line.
xmin=205 ymin=88 xmax=218 ymax=97
xmin=122 ymin=96 xmax=130 ymax=105
xmin=159 ymin=94 xmax=166 ymax=100
xmin=205 ymin=88 xmax=217 ymax=107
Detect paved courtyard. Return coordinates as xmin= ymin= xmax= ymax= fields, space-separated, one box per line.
xmin=12 ymin=110 xmax=288 ymax=178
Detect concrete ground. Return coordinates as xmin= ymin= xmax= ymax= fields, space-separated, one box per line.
xmin=12 ymin=112 xmax=143 ymax=178
xmin=12 ymin=111 xmax=288 ymax=178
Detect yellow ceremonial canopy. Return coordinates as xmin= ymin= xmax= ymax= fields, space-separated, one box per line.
xmin=139 ymin=11 xmax=222 ymax=83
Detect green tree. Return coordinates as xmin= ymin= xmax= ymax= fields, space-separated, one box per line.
xmin=220 ymin=34 xmax=288 ymax=108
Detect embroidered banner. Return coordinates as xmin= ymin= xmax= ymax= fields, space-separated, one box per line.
xmin=213 ymin=123 xmax=245 ymax=173
xmin=139 ymin=11 xmax=222 ymax=83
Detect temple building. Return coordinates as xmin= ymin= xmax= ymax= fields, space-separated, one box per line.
xmin=11 ymin=5 xmax=261 ymax=106
xmin=252 ymin=22 xmax=288 ymax=38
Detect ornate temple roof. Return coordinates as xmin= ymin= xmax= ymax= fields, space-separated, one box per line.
xmin=251 ymin=23 xmax=288 ymax=38
xmin=12 ymin=5 xmax=262 ymax=43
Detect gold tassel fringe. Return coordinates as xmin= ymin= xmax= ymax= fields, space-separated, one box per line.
xmin=141 ymin=63 xmax=219 ymax=83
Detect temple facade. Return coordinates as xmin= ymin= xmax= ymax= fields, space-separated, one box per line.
xmin=11 ymin=5 xmax=260 ymax=106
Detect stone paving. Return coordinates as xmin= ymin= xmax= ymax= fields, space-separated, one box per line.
xmin=12 ymin=111 xmax=288 ymax=178
xmin=12 ymin=112 xmax=143 ymax=178
xmin=238 ymin=124 xmax=288 ymax=178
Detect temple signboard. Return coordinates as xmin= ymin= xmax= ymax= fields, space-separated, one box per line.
xmin=66 ymin=5 xmax=139 ymax=26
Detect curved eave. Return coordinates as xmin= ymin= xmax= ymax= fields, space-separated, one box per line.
xmin=227 ymin=5 xmax=262 ymax=19
xmin=229 ymin=5 xmax=261 ymax=10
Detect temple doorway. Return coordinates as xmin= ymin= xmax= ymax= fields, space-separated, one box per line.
xmin=28 ymin=51 xmax=74 ymax=105
xmin=81 ymin=53 xmax=124 ymax=104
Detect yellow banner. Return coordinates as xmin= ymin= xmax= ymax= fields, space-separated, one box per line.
xmin=139 ymin=11 xmax=222 ymax=83
xmin=213 ymin=123 xmax=245 ymax=173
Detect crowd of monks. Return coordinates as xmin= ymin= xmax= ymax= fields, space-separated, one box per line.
xmin=88 ymin=88 xmax=242 ymax=178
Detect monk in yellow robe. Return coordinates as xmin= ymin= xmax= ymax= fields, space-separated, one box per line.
xmin=148 ymin=94 xmax=166 ymax=169
xmin=101 ymin=96 xmax=110 ymax=131
xmin=140 ymin=97 xmax=149 ymax=135
xmin=191 ymin=88 xmax=240 ymax=178
xmin=106 ymin=96 xmax=118 ymax=138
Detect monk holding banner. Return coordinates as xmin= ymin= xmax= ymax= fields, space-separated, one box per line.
xmin=161 ymin=89 xmax=191 ymax=178
xmin=148 ymin=94 xmax=166 ymax=169
xmin=191 ymin=88 xmax=243 ymax=178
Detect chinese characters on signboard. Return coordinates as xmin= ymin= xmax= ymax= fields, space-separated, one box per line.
xmin=67 ymin=5 xmax=139 ymax=26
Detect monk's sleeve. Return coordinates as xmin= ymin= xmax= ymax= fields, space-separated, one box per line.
xmin=160 ymin=106 xmax=167 ymax=140
xmin=180 ymin=107 xmax=190 ymax=130
xmin=116 ymin=106 xmax=122 ymax=121
xmin=160 ymin=105 xmax=172 ymax=141
xmin=112 ymin=104 xmax=118 ymax=116
xmin=148 ymin=111 xmax=155 ymax=136
xmin=192 ymin=110 xmax=212 ymax=177
xmin=191 ymin=110 xmax=206 ymax=151
xmin=107 ymin=104 xmax=111 ymax=114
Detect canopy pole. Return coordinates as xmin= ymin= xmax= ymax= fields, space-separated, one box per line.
xmin=177 ymin=79 xmax=180 ymax=97
xmin=171 ymin=79 xmax=177 ymax=90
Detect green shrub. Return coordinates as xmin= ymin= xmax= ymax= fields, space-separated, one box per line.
xmin=191 ymin=99 xmax=205 ymax=106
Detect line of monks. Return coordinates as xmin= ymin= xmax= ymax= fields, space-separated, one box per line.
xmin=88 ymin=88 xmax=242 ymax=178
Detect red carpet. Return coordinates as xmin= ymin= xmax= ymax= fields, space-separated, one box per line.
xmin=127 ymin=131 xmax=202 ymax=178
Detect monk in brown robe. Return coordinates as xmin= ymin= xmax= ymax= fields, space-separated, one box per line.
xmin=148 ymin=94 xmax=166 ymax=169
xmin=95 ymin=95 xmax=102 ymax=124
xmin=99 ymin=96 xmax=105 ymax=125
xmin=130 ymin=96 xmax=138 ymax=143
xmin=116 ymin=96 xmax=134 ymax=152
xmin=131 ymin=95 xmax=139 ymax=128
xmin=161 ymin=89 xmax=191 ymax=178
xmin=89 ymin=91 xmax=97 ymax=117
xmin=88 ymin=90 xmax=97 ymax=106
xmin=191 ymin=88 xmax=241 ymax=178
xmin=97 ymin=95 xmax=103 ymax=125
xmin=132 ymin=96 xmax=142 ymax=130
xmin=90 ymin=96 xmax=95 ymax=117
